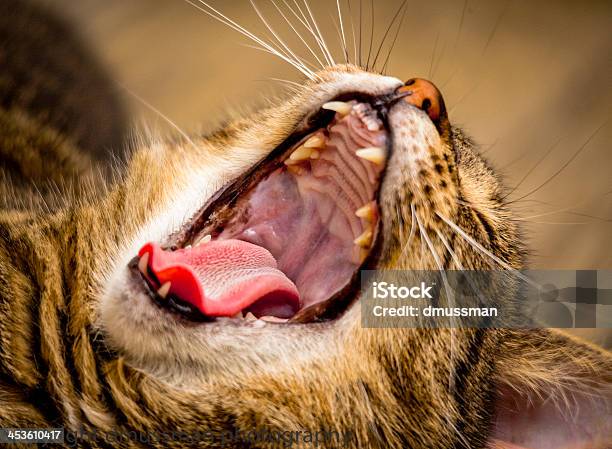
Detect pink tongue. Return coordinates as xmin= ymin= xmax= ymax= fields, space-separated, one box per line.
xmin=138 ymin=240 xmax=300 ymax=318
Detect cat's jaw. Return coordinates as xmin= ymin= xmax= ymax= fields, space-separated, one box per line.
xmin=95 ymin=66 xmax=517 ymax=383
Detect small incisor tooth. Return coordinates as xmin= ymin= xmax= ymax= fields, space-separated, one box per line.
xmin=138 ymin=252 xmax=149 ymax=274
xmin=354 ymin=229 xmax=373 ymax=248
xmin=260 ymin=316 xmax=288 ymax=323
xmin=245 ymin=312 xmax=257 ymax=321
xmin=303 ymin=135 xmax=325 ymax=148
xmin=289 ymin=145 xmax=312 ymax=161
xmin=195 ymin=234 xmax=211 ymax=246
xmin=355 ymin=202 xmax=376 ymax=221
xmin=322 ymin=101 xmax=352 ymax=116
xmin=356 ymin=147 xmax=386 ymax=165
xmin=157 ymin=282 xmax=171 ymax=299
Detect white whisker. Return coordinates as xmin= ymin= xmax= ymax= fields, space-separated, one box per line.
xmin=435 ymin=229 xmax=464 ymax=270
xmin=415 ymin=212 xmax=461 ymax=401
xmin=270 ymin=0 xmax=326 ymax=68
xmin=345 ymin=0 xmax=358 ymax=64
xmin=119 ymin=84 xmax=200 ymax=152
xmin=249 ymin=0 xmax=317 ymax=74
xmin=437 ymin=212 xmax=541 ymax=289
xmin=284 ymin=0 xmax=333 ymax=66
xmin=302 ymin=0 xmax=335 ymax=65
xmin=399 ymin=202 xmax=417 ymax=262
xmin=184 ymin=0 xmax=315 ymax=79
xmin=336 ymin=0 xmax=349 ymax=63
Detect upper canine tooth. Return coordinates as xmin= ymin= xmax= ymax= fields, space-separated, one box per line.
xmin=355 ymin=202 xmax=376 ymax=221
xmin=157 ymin=282 xmax=171 ymax=299
xmin=303 ymin=135 xmax=325 ymax=148
xmin=289 ymin=145 xmax=312 ymax=161
xmin=138 ymin=252 xmax=149 ymax=274
xmin=322 ymin=101 xmax=352 ymax=117
xmin=195 ymin=234 xmax=211 ymax=246
xmin=356 ymin=147 xmax=386 ymax=165
xmin=354 ymin=229 xmax=373 ymax=248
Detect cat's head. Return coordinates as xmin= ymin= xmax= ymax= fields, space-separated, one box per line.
xmin=95 ymin=65 xmax=609 ymax=447
xmin=98 ymin=64 xmax=516 ymax=373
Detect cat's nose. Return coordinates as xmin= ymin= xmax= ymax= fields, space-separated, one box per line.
xmin=397 ymin=78 xmax=447 ymax=129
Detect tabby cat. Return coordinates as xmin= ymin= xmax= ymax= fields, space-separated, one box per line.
xmin=0 ymin=1 xmax=609 ymax=448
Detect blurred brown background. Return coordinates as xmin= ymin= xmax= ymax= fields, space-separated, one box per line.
xmin=44 ymin=0 xmax=610 ymax=343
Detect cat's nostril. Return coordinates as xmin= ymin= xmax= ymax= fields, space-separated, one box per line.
xmin=397 ymin=78 xmax=447 ymax=127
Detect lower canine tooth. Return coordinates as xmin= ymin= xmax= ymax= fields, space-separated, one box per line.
xmin=289 ymin=145 xmax=312 ymax=161
xmin=354 ymin=229 xmax=373 ymax=248
xmin=138 ymin=252 xmax=149 ymax=274
xmin=356 ymin=147 xmax=386 ymax=165
xmin=322 ymin=101 xmax=352 ymax=117
xmin=303 ymin=135 xmax=325 ymax=148
xmin=157 ymin=282 xmax=171 ymax=299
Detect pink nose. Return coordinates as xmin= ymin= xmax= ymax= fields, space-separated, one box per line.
xmin=397 ymin=78 xmax=447 ymax=127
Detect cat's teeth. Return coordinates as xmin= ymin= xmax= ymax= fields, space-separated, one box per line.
xmin=354 ymin=229 xmax=373 ymax=248
xmin=232 ymin=311 xmax=244 ymax=319
xmin=289 ymin=145 xmax=313 ymax=161
xmin=303 ymin=135 xmax=325 ymax=149
xmin=364 ymin=118 xmax=381 ymax=131
xmin=322 ymin=101 xmax=352 ymax=116
xmin=355 ymin=202 xmax=376 ymax=221
xmin=260 ymin=316 xmax=288 ymax=323
xmin=245 ymin=312 xmax=257 ymax=321
xmin=138 ymin=252 xmax=149 ymax=274
xmin=310 ymin=150 xmax=320 ymax=159
xmin=157 ymin=282 xmax=171 ymax=299
xmin=356 ymin=147 xmax=386 ymax=165
xmin=284 ymin=158 xmax=301 ymax=166
xmin=252 ymin=318 xmax=266 ymax=328
xmin=286 ymin=165 xmax=304 ymax=175
xmin=359 ymin=247 xmax=369 ymax=264
xmin=195 ymin=234 xmax=211 ymax=246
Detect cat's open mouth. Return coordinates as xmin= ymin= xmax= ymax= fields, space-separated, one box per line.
xmin=130 ymin=97 xmax=393 ymax=324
